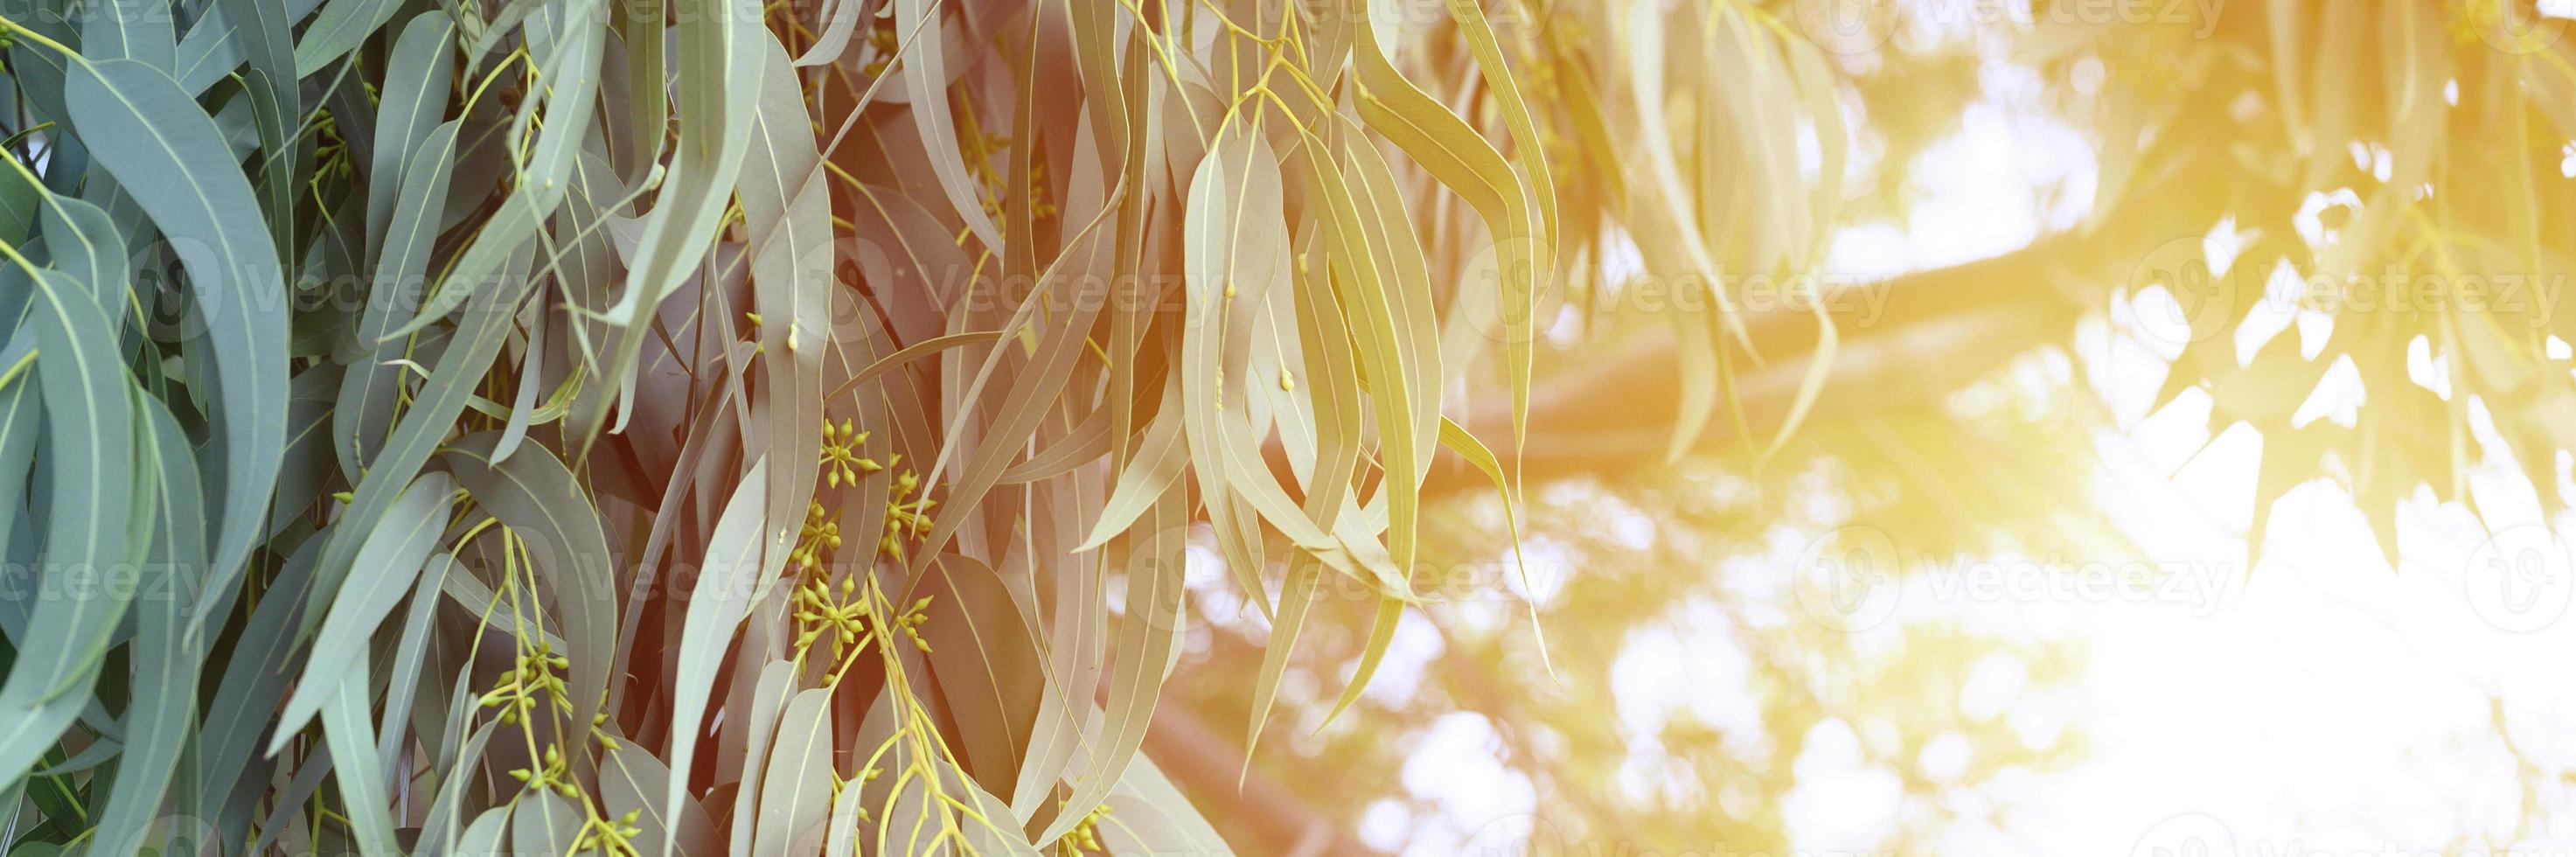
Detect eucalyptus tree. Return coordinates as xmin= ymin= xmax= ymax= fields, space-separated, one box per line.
xmin=0 ymin=0 xmax=2566 ymax=854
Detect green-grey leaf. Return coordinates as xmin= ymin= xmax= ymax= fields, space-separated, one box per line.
xmin=191 ymin=533 xmax=321 ymax=806
xmin=270 ymin=470 xmax=451 ymax=753
xmin=309 ymin=231 xmax=533 ymax=691
xmin=663 ymin=458 xmax=769 ymax=857
xmin=613 ymin=0 xmax=667 ymax=187
xmin=741 ymin=35 xmax=832 ymax=575
xmin=83 ymin=0 xmax=177 ymax=71
xmin=320 ymin=658 xmax=400 ymax=856
xmin=1036 ymin=482 xmax=1186 ymax=846
xmin=372 ymin=552 xmax=454 ymax=777
xmin=0 ymin=169 xmax=37 ymax=250
xmin=92 ymin=394 xmax=207 ymax=857
xmin=0 ymin=268 xmax=137 ymax=793
xmin=217 ymin=0 xmax=300 ymax=252
xmin=754 ymin=687 xmax=837 ymax=856
xmin=336 ymin=119 xmax=460 ymax=481
xmin=379 ymin=0 xmax=605 ymax=342
xmin=513 ymin=789 xmax=584 ymax=857
xmin=1098 ymin=752 xmax=1232 ymax=854
xmin=0 ymin=344 xmax=39 ymax=562
xmin=363 ymin=14 xmax=456 ymax=262
xmin=602 ymin=743 xmax=721 ymax=857
xmin=793 ymin=0 xmax=861 ymax=66
xmin=894 ymin=0 xmax=1000 ymax=249
xmin=66 ymin=58 xmax=289 ymax=636
xmin=440 ymin=432 xmax=617 ymax=742
xmin=453 ymin=805 xmax=513 ymax=856
xmin=573 ymin=0 xmax=758 ymax=453
xmin=291 ymin=0 xmax=403 ymax=76
xmin=171 ymin=0 xmax=325 ymax=94
xmin=727 ymin=659 xmax=797 ymax=856
xmin=31 ymin=192 xmax=133 ymax=334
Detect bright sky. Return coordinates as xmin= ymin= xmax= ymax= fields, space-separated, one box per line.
xmin=1349 ymin=29 xmax=2576 ymax=854
xmin=1939 ymin=52 xmax=2576 ymax=855
xmin=1815 ymin=94 xmax=2576 ymax=854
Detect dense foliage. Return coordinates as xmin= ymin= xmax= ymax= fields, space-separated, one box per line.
xmin=0 ymin=0 xmax=1607 ymax=851
xmin=3 ymin=0 xmax=2575 ymax=853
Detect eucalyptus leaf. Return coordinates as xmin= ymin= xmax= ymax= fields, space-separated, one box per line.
xmin=65 ymin=58 xmax=289 ymax=638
